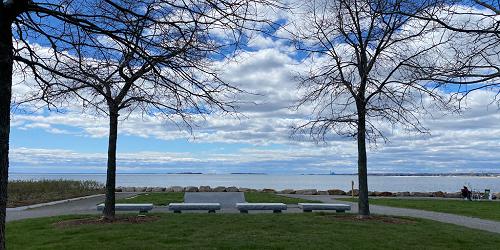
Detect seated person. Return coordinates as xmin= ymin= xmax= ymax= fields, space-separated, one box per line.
xmin=461 ymin=186 xmax=472 ymax=200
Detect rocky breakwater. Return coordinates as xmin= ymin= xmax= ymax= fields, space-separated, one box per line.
xmin=114 ymin=186 xmax=488 ymax=199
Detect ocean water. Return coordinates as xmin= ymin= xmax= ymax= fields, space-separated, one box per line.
xmin=9 ymin=173 xmax=500 ymax=193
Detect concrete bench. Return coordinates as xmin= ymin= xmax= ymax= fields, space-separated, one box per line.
xmin=236 ymin=203 xmax=287 ymax=213
xmin=96 ymin=203 xmax=154 ymax=213
xmin=298 ymin=203 xmax=351 ymax=213
xmin=168 ymin=203 xmax=221 ymax=213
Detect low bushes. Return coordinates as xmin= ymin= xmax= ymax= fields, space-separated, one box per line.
xmin=8 ymin=179 xmax=104 ymax=207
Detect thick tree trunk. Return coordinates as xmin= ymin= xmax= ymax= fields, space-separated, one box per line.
xmin=103 ymin=107 xmax=119 ymax=220
xmin=357 ymin=108 xmax=370 ymax=217
xmin=0 ymin=16 xmax=13 ymax=249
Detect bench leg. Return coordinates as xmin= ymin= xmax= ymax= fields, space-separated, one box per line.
xmin=240 ymin=210 xmax=248 ymax=214
xmin=174 ymin=210 xmax=181 ymax=214
xmin=303 ymin=210 xmax=312 ymax=213
xmin=208 ymin=210 xmax=216 ymax=213
xmin=273 ymin=210 xmax=282 ymax=213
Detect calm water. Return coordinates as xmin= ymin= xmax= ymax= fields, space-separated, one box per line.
xmin=9 ymin=173 xmax=500 ymax=192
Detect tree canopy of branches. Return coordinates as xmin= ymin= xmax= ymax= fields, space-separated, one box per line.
xmin=25 ymin=0 xmax=277 ymax=220
xmin=392 ymin=0 xmax=500 ymax=98
xmin=289 ymin=0 xmax=466 ymax=217
xmin=1 ymin=0 xmax=282 ymax=246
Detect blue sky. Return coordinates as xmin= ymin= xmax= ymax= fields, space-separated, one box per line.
xmin=9 ymin=1 xmax=500 ymax=174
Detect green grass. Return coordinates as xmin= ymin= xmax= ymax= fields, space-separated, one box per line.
xmin=7 ymin=213 xmax=500 ymax=249
xmin=244 ymin=192 xmax=322 ymax=204
xmin=8 ymin=180 xmax=104 ymax=208
xmin=115 ymin=192 xmax=184 ymax=206
xmin=338 ymin=198 xmax=500 ymax=221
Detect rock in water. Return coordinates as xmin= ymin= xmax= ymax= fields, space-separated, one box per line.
xmin=199 ymin=186 xmax=212 ymax=192
xmin=411 ymin=192 xmax=432 ymax=197
xmin=185 ymin=186 xmax=199 ymax=192
xmin=377 ymin=192 xmax=393 ymax=197
xmin=346 ymin=189 xmax=359 ymax=196
xmin=261 ymin=188 xmax=276 ymax=193
xmin=213 ymin=186 xmax=226 ymax=192
xmin=123 ymin=187 xmax=135 ymax=192
xmin=170 ymin=186 xmax=184 ymax=192
xmin=278 ymin=189 xmax=296 ymax=194
xmin=432 ymin=191 xmax=445 ymax=197
xmin=444 ymin=192 xmax=462 ymax=198
xmin=226 ymin=186 xmax=239 ymax=192
xmin=327 ymin=189 xmax=346 ymax=195
xmin=152 ymin=187 xmax=165 ymax=192
xmin=295 ymin=189 xmax=318 ymax=195
xmin=396 ymin=192 xmax=410 ymax=197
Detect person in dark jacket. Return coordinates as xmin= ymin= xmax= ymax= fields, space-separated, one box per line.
xmin=461 ymin=186 xmax=472 ymax=201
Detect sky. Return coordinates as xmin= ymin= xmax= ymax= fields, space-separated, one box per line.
xmin=8 ymin=1 xmax=500 ymax=174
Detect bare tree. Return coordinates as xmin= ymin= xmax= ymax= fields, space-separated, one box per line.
xmin=1 ymin=1 xmax=130 ymax=247
xmin=0 ymin=6 xmax=12 ymax=247
xmin=1 ymin=0 xmax=282 ymax=246
xmin=288 ymin=0 xmax=463 ymax=217
xmin=26 ymin=0 xmax=268 ymax=220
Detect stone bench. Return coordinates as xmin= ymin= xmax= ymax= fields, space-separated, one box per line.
xmin=298 ymin=203 xmax=351 ymax=213
xmin=168 ymin=203 xmax=221 ymax=213
xmin=236 ymin=203 xmax=287 ymax=213
xmin=96 ymin=203 xmax=154 ymax=213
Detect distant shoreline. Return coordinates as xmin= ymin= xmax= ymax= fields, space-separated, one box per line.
xmin=366 ymin=173 xmax=500 ymax=177
xmin=9 ymin=172 xmax=500 ymax=177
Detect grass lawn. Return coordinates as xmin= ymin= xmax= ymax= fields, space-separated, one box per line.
xmin=8 ymin=180 xmax=104 ymax=208
xmin=337 ymin=198 xmax=500 ymax=221
xmin=7 ymin=213 xmax=500 ymax=249
xmin=115 ymin=192 xmax=184 ymax=206
xmin=244 ymin=192 xmax=322 ymax=204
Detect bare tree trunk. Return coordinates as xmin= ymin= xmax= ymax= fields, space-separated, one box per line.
xmin=357 ymin=107 xmax=370 ymax=217
xmin=0 ymin=16 xmax=13 ymax=249
xmin=103 ymin=107 xmax=119 ymax=220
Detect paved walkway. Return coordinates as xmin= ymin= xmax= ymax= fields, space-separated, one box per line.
xmin=6 ymin=193 xmax=135 ymax=222
xmin=282 ymin=194 xmax=500 ymax=234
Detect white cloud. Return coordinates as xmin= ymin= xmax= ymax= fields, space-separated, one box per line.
xmin=9 ymin=2 xmax=500 ymax=174
xmin=10 ymin=43 xmax=500 ymax=173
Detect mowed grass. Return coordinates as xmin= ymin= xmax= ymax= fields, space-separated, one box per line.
xmin=7 ymin=213 xmax=500 ymax=249
xmin=116 ymin=192 xmax=319 ymax=205
xmin=8 ymin=180 xmax=104 ymax=208
xmin=337 ymin=198 xmax=500 ymax=221
xmin=115 ymin=193 xmax=184 ymax=206
xmin=244 ymin=192 xmax=322 ymax=204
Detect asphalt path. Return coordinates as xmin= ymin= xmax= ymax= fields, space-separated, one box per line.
xmin=282 ymin=194 xmax=500 ymax=234
xmin=6 ymin=193 xmax=135 ymax=222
